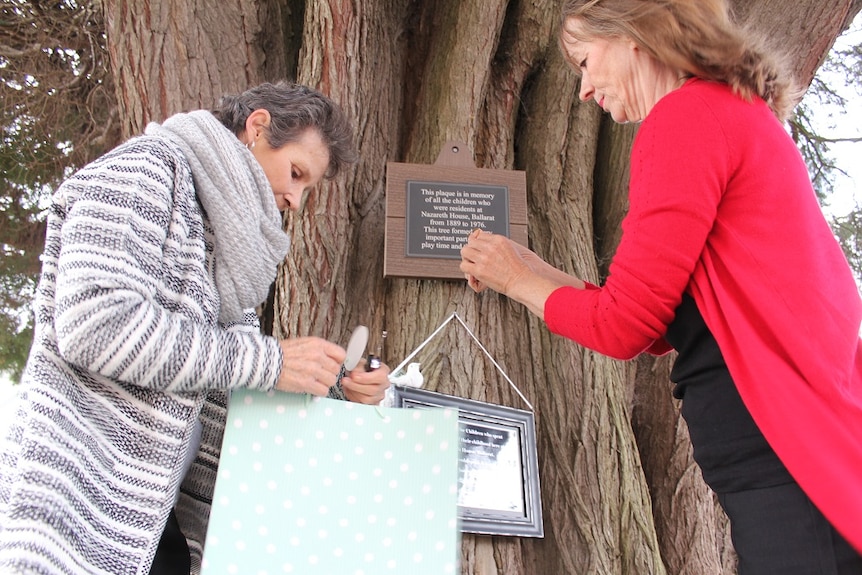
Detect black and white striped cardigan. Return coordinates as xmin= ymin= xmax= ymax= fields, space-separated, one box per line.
xmin=0 ymin=135 xmax=287 ymax=574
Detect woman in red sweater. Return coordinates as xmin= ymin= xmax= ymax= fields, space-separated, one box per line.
xmin=460 ymin=0 xmax=862 ymax=572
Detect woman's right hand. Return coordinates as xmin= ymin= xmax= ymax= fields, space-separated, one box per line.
xmin=276 ymin=337 xmax=346 ymax=396
xmin=460 ymin=230 xmax=585 ymax=319
xmin=460 ymin=230 xmax=539 ymax=296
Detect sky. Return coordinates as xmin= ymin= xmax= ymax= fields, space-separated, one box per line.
xmin=813 ymin=21 xmax=862 ymax=217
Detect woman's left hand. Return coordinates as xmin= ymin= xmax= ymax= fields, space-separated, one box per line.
xmin=341 ymin=359 xmax=391 ymax=404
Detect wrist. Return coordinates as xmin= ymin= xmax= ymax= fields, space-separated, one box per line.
xmin=507 ymin=273 xmax=560 ymax=320
xmin=327 ymin=367 xmax=348 ymax=401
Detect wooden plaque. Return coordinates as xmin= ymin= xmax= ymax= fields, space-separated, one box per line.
xmin=384 ymin=142 xmax=528 ymax=279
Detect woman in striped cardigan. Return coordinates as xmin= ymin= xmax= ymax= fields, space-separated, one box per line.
xmin=0 ymin=82 xmax=390 ymax=574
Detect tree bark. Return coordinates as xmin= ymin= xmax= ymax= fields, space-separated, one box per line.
xmin=100 ymin=0 xmax=266 ymax=135
xmin=278 ymin=1 xmax=861 ymax=573
xmin=97 ymin=0 xmax=860 ymax=573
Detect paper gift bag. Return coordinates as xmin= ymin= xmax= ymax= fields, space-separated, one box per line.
xmin=201 ymin=389 xmax=461 ymax=575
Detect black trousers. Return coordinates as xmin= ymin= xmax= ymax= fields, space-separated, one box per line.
xmin=718 ymin=482 xmax=862 ymax=575
xmin=148 ymin=508 xmax=191 ymax=575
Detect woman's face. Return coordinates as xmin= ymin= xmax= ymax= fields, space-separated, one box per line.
xmin=249 ymin=124 xmax=331 ymax=212
xmin=562 ymin=20 xmax=674 ymax=123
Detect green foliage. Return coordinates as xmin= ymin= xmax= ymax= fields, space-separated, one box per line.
xmin=0 ymin=240 xmax=37 ymax=380
xmin=0 ymin=302 xmax=33 ymax=383
xmin=1 ymin=0 xmax=119 ymax=380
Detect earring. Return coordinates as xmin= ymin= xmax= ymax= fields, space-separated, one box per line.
xmin=247 ymin=140 xmax=256 ymax=151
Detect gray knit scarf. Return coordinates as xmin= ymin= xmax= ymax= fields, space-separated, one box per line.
xmin=145 ymin=111 xmax=290 ymax=324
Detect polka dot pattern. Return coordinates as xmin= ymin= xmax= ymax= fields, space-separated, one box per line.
xmin=202 ymin=390 xmax=460 ymax=574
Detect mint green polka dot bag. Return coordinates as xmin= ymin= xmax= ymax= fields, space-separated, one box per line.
xmin=202 ymin=390 xmax=461 ymax=575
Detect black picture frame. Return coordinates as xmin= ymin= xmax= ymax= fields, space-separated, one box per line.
xmin=390 ymin=385 xmax=544 ymax=538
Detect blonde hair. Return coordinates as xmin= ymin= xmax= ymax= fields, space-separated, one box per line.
xmin=560 ymin=0 xmax=800 ymax=120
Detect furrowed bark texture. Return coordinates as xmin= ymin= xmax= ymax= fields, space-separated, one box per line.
xmin=287 ymin=1 xmax=667 ymax=572
xmin=101 ymin=0 xmax=265 ymax=135
xmin=272 ymin=1 xmax=861 ymax=573
xmin=98 ymin=0 xmax=860 ymax=573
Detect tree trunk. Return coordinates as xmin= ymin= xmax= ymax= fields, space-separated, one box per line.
xmin=98 ymin=0 xmax=860 ymax=573
xmin=100 ymin=0 xmax=267 ymax=134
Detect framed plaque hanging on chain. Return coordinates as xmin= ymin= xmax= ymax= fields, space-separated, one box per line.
xmin=386 ymin=312 xmax=544 ymax=538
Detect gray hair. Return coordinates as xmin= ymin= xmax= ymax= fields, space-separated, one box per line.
xmin=213 ymin=81 xmax=357 ymax=178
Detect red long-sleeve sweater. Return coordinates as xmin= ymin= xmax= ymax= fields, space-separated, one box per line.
xmin=544 ymin=78 xmax=862 ymax=552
